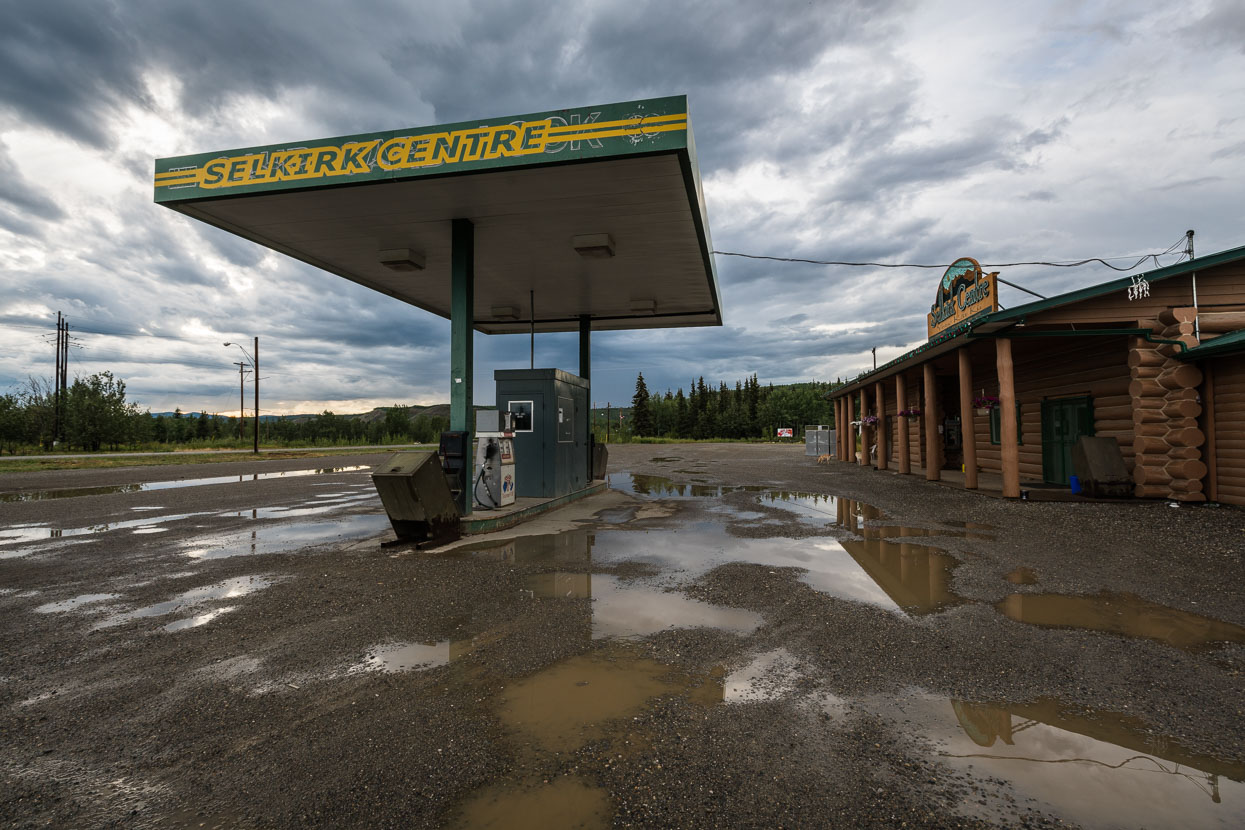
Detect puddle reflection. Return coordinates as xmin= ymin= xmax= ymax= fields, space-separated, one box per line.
xmin=95 ymin=575 xmax=274 ymax=628
xmin=351 ymin=640 xmax=451 ymax=673
xmin=524 ymin=572 xmax=763 ymax=640
xmin=997 ymin=592 xmax=1245 ymax=652
xmin=608 ymin=472 xmax=768 ymax=498
xmin=0 ymin=490 xmax=377 ymax=550
xmin=895 ymin=693 xmax=1245 ymax=828
xmin=182 ymin=513 xmax=391 ymax=560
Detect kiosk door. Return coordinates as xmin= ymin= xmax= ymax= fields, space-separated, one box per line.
xmin=508 ymin=395 xmax=546 ymax=498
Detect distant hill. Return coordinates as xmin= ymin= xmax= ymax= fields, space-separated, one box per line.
xmin=151 ymin=404 xmax=457 ymax=423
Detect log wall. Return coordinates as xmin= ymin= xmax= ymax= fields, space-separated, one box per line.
xmin=970 ymin=336 xmax=1133 ymax=482
xmin=1130 ymin=308 xmax=1206 ymax=501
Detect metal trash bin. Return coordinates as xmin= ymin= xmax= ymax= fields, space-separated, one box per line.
xmin=372 ymin=451 xmax=461 ymax=544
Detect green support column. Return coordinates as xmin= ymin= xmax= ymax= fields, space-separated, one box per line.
xmin=579 ymin=314 xmax=592 ymax=481
xmin=451 ymin=218 xmax=474 ymax=515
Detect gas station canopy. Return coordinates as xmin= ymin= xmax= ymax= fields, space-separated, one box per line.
xmin=154 ymin=95 xmax=720 ymax=334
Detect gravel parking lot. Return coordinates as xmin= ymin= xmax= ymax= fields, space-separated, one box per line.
xmin=1 ymin=444 xmax=1242 ymax=828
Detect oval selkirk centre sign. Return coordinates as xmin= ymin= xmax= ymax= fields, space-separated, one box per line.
xmin=927 ymin=257 xmax=999 ymax=339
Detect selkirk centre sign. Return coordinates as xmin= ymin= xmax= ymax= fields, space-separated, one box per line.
xmin=927 ymin=257 xmax=999 ymax=339
xmin=153 ymin=97 xmax=690 ymax=199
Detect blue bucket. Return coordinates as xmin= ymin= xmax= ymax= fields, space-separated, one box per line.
xmin=1069 ymin=475 xmax=1081 ymax=494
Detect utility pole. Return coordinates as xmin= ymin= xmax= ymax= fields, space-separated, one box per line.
xmin=253 ymin=336 xmax=260 ymax=454
xmin=233 ymin=362 xmax=251 ymax=440
xmin=606 ymin=403 xmax=611 ymax=443
xmin=53 ymin=312 xmax=62 ymax=444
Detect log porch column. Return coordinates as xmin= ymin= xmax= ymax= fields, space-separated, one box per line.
xmin=996 ymin=337 xmax=1021 ymax=498
xmin=858 ymin=388 xmax=868 ymax=466
xmin=923 ymin=363 xmax=939 ymax=481
xmin=957 ymin=347 xmax=978 ymax=490
xmin=837 ymin=396 xmax=844 ymax=462
xmin=843 ymin=394 xmax=853 ymax=463
xmin=833 ymin=398 xmax=842 ymax=460
xmin=875 ymin=381 xmax=887 ymax=470
xmin=896 ymin=373 xmax=910 ymax=475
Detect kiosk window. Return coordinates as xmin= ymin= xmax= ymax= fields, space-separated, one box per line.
xmin=508 ymin=401 xmax=533 ymax=432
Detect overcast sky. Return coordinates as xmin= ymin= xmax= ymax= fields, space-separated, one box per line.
xmin=2 ymin=0 xmax=1243 ymax=415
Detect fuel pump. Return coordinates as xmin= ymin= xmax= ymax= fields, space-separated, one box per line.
xmin=474 ymin=410 xmax=516 ymax=509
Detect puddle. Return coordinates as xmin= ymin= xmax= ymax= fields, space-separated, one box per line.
xmin=887 ymin=692 xmax=1245 ymax=828
xmin=471 ymin=509 xmax=958 ymax=616
xmin=607 ymin=472 xmax=768 ymax=498
xmin=0 ymin=466 xmax=371 ymax=502
xmin=1006 ymin=567 xmax=1039 ymax=585
xmin=451 ymin=776 xmax=611 ymax=830
xmin=996 ymin=592 xmax=1245 ymax=652
xmin=35 ymin=593 xmax=120 ymax=613
xmin=0 ymin=490 xmax=377 ymax=549
xmin=182 ymin=513 xmax=391 ymax=559
xmin=496 ymin=645 xmax=723 ymax=753
xmin=648 ymin=456 xmax=682 ymax=463
xmin=163 ymin=606 xmax=236 ymax=632
xmin=350 ymin=640 xmax=451 ymax=674
xmin=96 ymin=575 xmax=274 ymax=628
xmin=754 ymin=491 xmax=840 ymax=522
xmin=0 ymin=512 xmax=216 ymax=545
xmin=524 ymin=573 xmax=762 ymax=640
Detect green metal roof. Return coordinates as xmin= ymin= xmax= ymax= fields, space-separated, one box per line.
xmin=983 ymin=243 xmax=1245 ymax=324
xmin=829 ymin=243 xmax=1245 ymax=398
xmin=1179 ymin=327 xmax=1245 ymax=360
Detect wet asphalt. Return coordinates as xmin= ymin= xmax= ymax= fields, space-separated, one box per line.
xmin=0 ymin=444 xmax=1242 ymax=828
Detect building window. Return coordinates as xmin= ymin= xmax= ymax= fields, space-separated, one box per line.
xmin=990 ymin=403 xmax=1023 ymax=445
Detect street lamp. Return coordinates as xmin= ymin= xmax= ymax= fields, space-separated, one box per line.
xmin=224 ymin=338 xmax=259 ymax=454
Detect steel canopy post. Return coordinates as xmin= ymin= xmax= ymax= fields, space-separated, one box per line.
xmin=579 ymin=315 xmax=592 ymax=480
xmin=451 ymin=218 xmax=475 ymax=515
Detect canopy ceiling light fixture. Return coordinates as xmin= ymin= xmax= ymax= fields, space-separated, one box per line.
xmin=377 ymin=248 xmax=425 ymax=272
xmin=571 ymin=233 xmax=615 ymax=259
xmin=629 ymin=299 xmax=657 ymax=314
xmin=491 ymin=305 xmax=520 ymax=321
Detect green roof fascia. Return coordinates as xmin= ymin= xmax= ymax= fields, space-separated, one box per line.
xmin=981 ymin=243 xmax=1245 ymax=325
xmin=677 ymin=117 xmax=723 ymax=326
xmin=1179 ymin=327 xmax=1245 ymax=360
xmin=154 ymin=95 xmax=691 ymax=203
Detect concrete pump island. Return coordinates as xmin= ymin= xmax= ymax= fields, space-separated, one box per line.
xmin=0 ymin=98 xmax=1242 ymax=829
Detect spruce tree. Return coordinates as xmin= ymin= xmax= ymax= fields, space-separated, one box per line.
xmin=631 ymin=372 xmax=653 ymax=437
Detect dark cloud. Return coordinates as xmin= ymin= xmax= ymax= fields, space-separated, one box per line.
xmin=1182 ymin=0 xmax=1245 ymax=53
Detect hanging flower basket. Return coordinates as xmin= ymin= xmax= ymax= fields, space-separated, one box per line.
xmin=898 ymin=408 xmax=921 ymax=418
xmin=972 ymin=395 xmax=1000 ymax=412
xmin=861 ymin=415 xmax=879 ymax=427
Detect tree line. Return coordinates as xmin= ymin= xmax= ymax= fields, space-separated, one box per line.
xmin=0 ymin=372 xmax=448 ymax=454
xmin=624 ymin=373 xmax=838 ymax=441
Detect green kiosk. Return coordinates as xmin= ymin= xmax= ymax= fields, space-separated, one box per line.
xmin=154 ymin=95 xmax=722 ymax=526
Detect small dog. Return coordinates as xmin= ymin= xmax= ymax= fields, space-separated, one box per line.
xmin=816 ymin=454 xmax=833 ymax=465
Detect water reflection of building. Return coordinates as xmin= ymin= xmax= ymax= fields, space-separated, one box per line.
xmin=949 ymin=698 xmax=1245 ymax=808
xmin=833 ymin=499 xmax=960 ymax=614
xmin=996 ymin=592 xmax=1245 ymax=652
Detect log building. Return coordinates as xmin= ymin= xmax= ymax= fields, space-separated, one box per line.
xmin=828 ymin=244 xmax=1245 ymax=505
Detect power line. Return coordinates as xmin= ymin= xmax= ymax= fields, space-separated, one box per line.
xmin=711 ymin=235 xmax=1191 ymax=273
